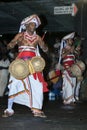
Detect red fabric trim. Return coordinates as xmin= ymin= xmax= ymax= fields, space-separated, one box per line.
xmin=17 ymin=51 xmax=36 ymax=58
xmin=33 ymin=72 xmax=49 ymax=92
xmin=64 ymin=55 xmax=75 ymax=59
xmin=55 ymin=70 xmax=61 ymax=76
xmin=63 ymin=61 xmax=75 ymax=68
xmin=24 ymin=32 xmax=38 ymax=43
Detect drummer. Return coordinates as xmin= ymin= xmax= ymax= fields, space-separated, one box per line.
xmin=7 ymin=15 xmax=48 ymax=59
xmin=2 ymin=14 xmax=48 ymax=118
xmin=61 ymin=32 xmax=76 ymax=105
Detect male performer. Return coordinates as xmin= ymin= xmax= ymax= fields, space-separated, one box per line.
xmin=2 ymin=14 xmax=48 ymax=118
xmin=61 ymin=33 xmax=76 ymax=105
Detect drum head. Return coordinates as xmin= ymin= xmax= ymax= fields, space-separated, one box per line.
xmin=30 ymin=56 xmax=45 ymax=72
xmin=48 ymin=70 xmax=59 ymax=84
xmin=70 ymin=64 xmax=82 ymax=77
xmin=77 ymin=76 xmax=83 ymax=81
xmin=76 ymin=60 xmax=85 ymax=71
xmin=9 ymin=59 xmax=29 ymax=80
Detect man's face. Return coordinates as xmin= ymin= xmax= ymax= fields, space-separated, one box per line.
xmin=26 ymin=22 xmax=36 ymax=32
xmin=67 ymin=39 xmax=73 ymax=46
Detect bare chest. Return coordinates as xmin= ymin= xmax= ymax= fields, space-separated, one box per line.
xmin=20 ymin=33 xmax=39 ymax=47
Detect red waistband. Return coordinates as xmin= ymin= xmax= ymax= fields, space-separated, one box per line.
xmin=17 ymin=51 xmax=36 ymax=58
xmin=63 ymin=61 xmax=75 ymax=68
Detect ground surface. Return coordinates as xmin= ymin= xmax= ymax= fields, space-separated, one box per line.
xmin=0 ymin=96 xmax=87 ymax=130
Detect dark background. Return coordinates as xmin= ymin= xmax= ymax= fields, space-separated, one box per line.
xmin=0 ymin=0 xmax=87 ymax=59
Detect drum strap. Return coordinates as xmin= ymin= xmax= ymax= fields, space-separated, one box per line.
xmin=33 ymin=72 xmax=48 ymax=89
xmin=0 ymin=66 xmax=8 ymax=70
xmin=76 ymin=63 xmax=82 ymax=71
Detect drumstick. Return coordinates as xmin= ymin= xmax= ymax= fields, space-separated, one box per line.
xmin=42 ymin=30 xmax=47 ymax=40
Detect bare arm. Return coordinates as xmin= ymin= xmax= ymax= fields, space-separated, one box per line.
xmin=7 ymin=33 xmax=23 ymax=49
xmin=38 ymin=36 xmax=48 ymax=52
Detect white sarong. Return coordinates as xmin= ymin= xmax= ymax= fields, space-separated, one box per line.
xmin=0 ymin=59 xmax=10 ymax=96
xmin=8 ymin=75 xmax=43 ymax=109
xmin=62 ymin=70 xmax=76 ymax=104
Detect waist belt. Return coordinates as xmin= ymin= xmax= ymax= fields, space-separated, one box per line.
xmin=63 ymin=58 xmax=75 ymax=63
xmin=18 ymin=46 xmax=36 ymax=53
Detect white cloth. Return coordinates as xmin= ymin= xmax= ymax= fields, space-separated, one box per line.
xmin=58 ymin=40 xmax=66 ymax=68
xmin=0 ymin=59 xmax=10 ymax=96
xmin=7 ymin=75 xmax=43 ymax=109
xmin=75 ymin=81 xmax=81 ymax=100
xmin=5 ymin=45 xmax=44 ymax=113
xmin=63 ymin=32 xmax=75 ymax=40
xmin=62 ymin=70 xmax=76 ymax=104
xmin=21 ymin=14 xmax=41 ymax=28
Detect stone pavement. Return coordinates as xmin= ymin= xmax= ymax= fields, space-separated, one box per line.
xmin=0 ymin=96 xmax=87 ymax=130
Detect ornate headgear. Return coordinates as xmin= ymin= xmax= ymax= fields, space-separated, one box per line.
xmin=58 ymin=32 xmax=75 ymax=67
xmin=21 ymin=14 xmax=41 ymax=28
xmin=19 ymin=14 xmax=41 ymax=32
xmin=63 ymin=32 xmax=75 ymax=40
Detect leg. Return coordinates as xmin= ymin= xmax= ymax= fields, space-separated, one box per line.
xmin=31 ymin=108 xmax=47 ymax=118
xmin=75 ymin=81 xmax=81 ymax=101
xmin=29 ymin=75 xmax=47 ymax=118
xmin=2 ymin=98 xmax=14 ymax=117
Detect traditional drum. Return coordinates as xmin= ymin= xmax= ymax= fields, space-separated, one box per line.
xmin=70 ymin=64 xmax=82 ymax=77
xmin=29 ymin=56 xmax=45 ymax=73
xmin=77 ymin=76 xmax=83 ymax=82
xmin=48 ymin=70 xmax=59 ymax=84
xmin=70 ymin=60 xmax=85 ymax=77
xmin=9 ymin=59 xmax=29 ymax=80
xmin=76 ymin=60 xmax=85 ymax=71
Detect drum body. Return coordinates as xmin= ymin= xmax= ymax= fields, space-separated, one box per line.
xmin=76 ymin=60 xmax=85 ymax=71
xmin=30 ymin=56 xmax=45 ymax=73
xmin=77 ymin=76 xmax=83 ymax=82
xmin=9 ymin=56 xmax=45 ymax=79
xmin=70 ymin=64 xmax=82 ymax=77
xmin=9 ymin=59 xmax=29 ymax=80
xmin=71 ymin=60 xmax=85 ymax=77
xmin=48 ymin=70 xmax=59 ymax=84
